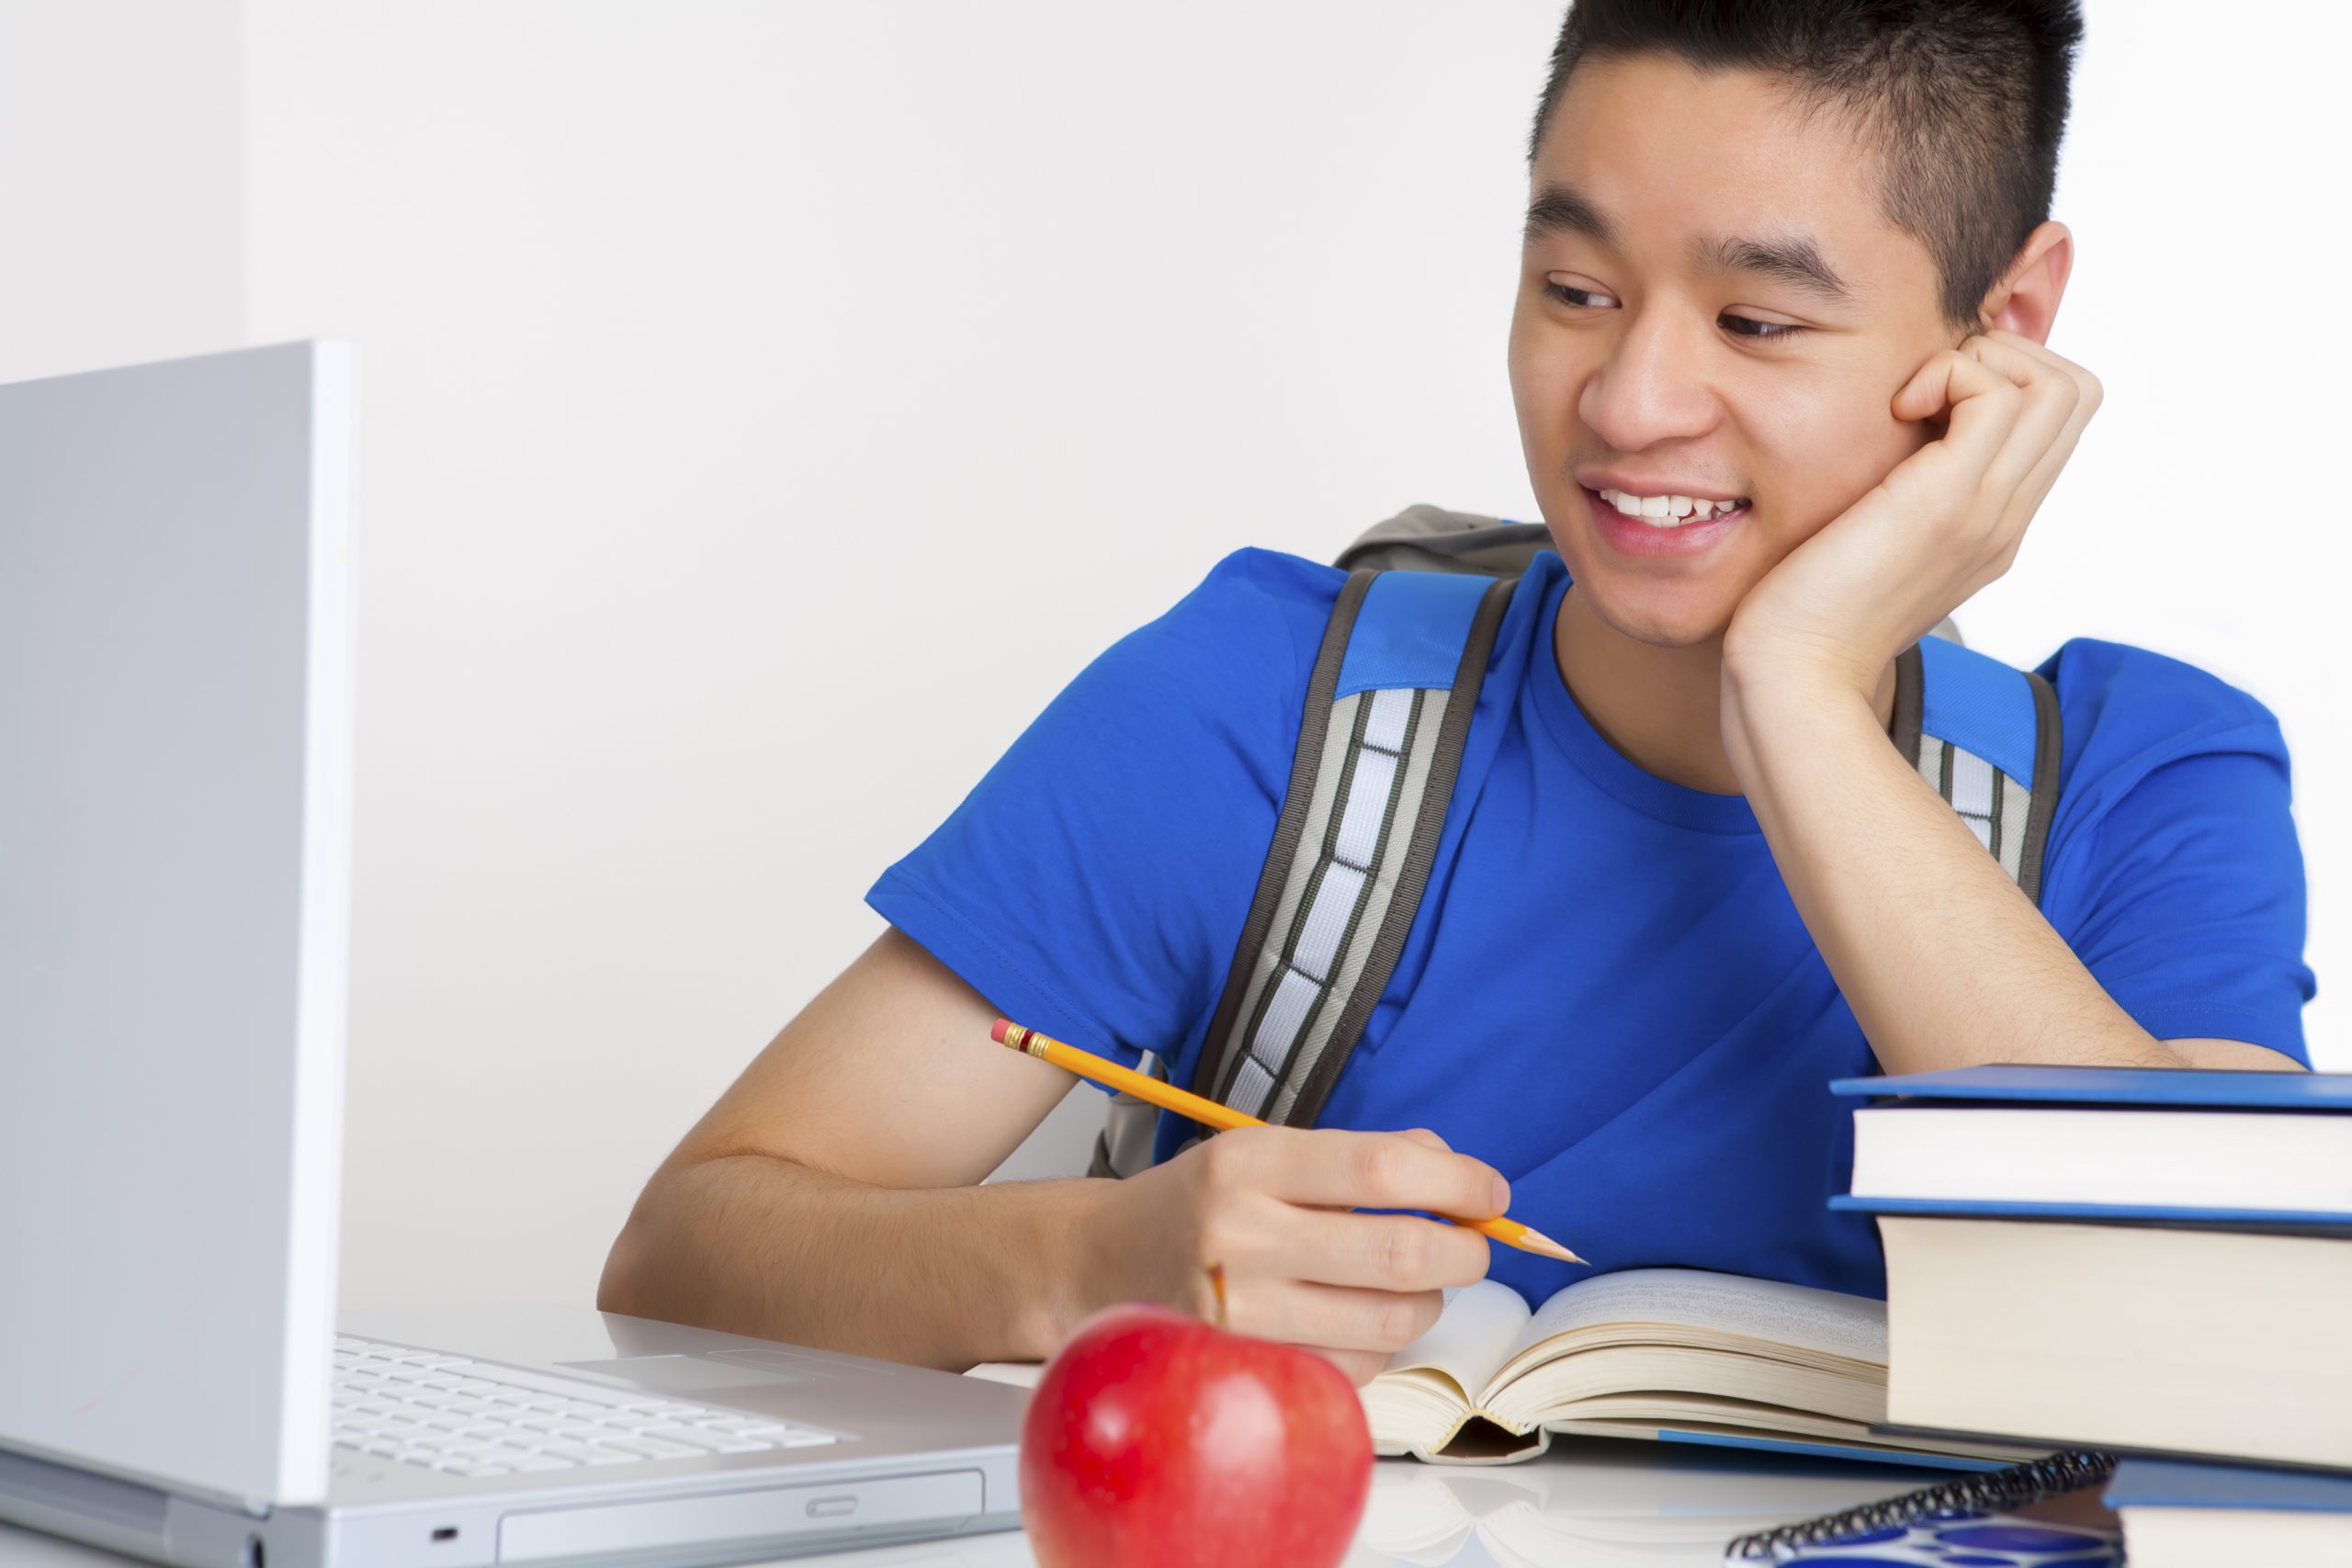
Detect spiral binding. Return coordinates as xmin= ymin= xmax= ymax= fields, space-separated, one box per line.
xmin=1723 ymin=1448 xmax=2118 ymax=1562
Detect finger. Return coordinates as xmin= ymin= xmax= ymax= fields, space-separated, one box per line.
xmin=1285 ymin=1208 xmax=1493 ymax=1292
xmin=1975 ymin=332 xmax=2102 ymax=506
xmin=1886 ymin=348 xmax=2025 ymax=498
xmin=1964 ymin=334 xmax=2082 ymax=504
xmin=1974 ymin=329 xmax=2103 ymax=449
xmin=1981 ymin=327 xmax=2095 ymax=400
xmin=1238 ymin=1277 xmax=1446 ymax=1356
xmin=1264 ymin=1128 xmax=1510 ymax=1219
xmin=1396 ymin=1127 xmax=1450 ymax=1151
xmin=1892 ymin=343 xmax=2026 ymax=433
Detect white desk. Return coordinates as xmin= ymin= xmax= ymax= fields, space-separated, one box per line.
xmin=0 ymin=1438 xmax=1952 ymax=1566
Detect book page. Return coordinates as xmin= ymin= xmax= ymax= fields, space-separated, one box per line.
xmin=1379 ymin=1280 xmax=1534 ymax=1401
xmin=1507 ymin=1268 xmax=1887 ymax=1366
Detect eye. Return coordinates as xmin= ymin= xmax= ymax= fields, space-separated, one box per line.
xmin=1542 ymin=281 xmax=1616 ymax=310
xmin=1722 ymin=314 xmax=1807 ymax=343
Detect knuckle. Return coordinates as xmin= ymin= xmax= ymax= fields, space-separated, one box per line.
xmin=1352 ymin=1138 xmax=1407 ymax=1198
xmin=1377 ymin=1219 xmax=1431 ymax=1285
xmin=1198 ymin=1129 xmax=1248 ymax=1187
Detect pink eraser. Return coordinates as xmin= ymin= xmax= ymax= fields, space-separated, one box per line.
xmin=989 ymin=1018 xmax=1012 ymax=1043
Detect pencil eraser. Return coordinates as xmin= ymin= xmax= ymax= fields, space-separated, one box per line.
xmin=989 ymin=1018 xmax=1012 ymax=1043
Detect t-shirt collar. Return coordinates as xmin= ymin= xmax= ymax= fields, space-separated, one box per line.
xmin=1525 ymin=561 xmax=1762 ymax=835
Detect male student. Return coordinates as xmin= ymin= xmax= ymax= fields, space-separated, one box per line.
xmin=600 ymin=0 xmax=2315 ymax=1389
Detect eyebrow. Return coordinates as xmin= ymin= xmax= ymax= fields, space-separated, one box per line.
xmin=1694 ymin=232 xmax=1856 ymax=306
xmin=1521 ymin=182 xmax=1619 ymax=248
xmin=1521 ymin=180 xmax=1859 ymax=306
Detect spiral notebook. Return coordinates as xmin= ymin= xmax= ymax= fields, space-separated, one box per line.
xmin=1722 ymin=1448 xmax=2122 ymax=1563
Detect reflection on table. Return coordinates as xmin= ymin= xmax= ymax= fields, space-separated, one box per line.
xmin=0 ymin=1437 xmax=1959 ymax=1568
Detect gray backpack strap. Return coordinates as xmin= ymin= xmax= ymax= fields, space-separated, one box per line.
xmin=1193 ymin=566 xmax=1519 ymax=1132
xmin=1891 ymin=633 xmax=2064 ymax=906
xmin=1086 ymin=1050 xmax=1166 ymax=1179
xmin=1091 ymin=552 xmax=1521 ymax=1180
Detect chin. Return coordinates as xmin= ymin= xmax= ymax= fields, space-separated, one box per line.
xmin=1547 ymin=542 xmax=1739 ymax=649
xmin=1599 ymin=600 xmax=1735 ymax=650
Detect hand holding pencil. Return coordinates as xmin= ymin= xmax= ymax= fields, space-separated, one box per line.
xmin=991 ymin=1018 xmax=1585 ymax=1265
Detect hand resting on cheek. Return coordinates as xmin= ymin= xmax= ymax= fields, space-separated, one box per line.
xmin=1721 ymin=327 xmax=2105 ymax=703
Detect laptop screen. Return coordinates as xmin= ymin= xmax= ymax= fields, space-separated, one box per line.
xmin=0 ymin=341 xmax=355 ymax=1506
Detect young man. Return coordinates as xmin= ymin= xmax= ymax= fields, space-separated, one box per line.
xmin=599 ymin=0 xmax=2314 ymax=1389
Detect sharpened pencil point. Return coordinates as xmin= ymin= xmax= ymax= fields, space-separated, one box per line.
xmin=1519 ymin=1226 xmax=1588 ymax=1266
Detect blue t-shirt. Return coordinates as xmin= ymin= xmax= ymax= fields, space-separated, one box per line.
xmin=866 ymin=547 xmax=2315 ymax=1304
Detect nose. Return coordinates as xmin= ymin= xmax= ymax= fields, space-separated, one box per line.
xmin=1576 ymin=306 xmax=1723 ymax=454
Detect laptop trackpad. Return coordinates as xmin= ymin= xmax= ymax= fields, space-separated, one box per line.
xmin=556 ymin=1353 xmax=826 ymax=1393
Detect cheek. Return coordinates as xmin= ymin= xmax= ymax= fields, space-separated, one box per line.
xmin=1506 ymin=310 xmax=1566 ymax=428
xmin=1756 ymin=386 xmax=1922 ymax=544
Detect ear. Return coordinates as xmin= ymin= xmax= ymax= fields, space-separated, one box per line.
xmin=1978 ymin=220 xmax=2074 ymax=344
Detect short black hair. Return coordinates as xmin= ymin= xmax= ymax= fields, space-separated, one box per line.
xmin=1525 ymin=0 xmax=2085 ymax=331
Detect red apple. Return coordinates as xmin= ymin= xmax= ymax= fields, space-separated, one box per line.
xmin=1018 ymin=1295 xmax=1374 ymax=1568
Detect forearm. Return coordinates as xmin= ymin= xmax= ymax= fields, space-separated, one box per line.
xmin=597 ymin=1153 xmax=1108 ymax=1371
xmin=1722 ymin=662 xmax=2184 ymax=1076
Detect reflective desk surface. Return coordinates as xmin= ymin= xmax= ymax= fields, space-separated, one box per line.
xmin=0 ymin=1437 xmax=1973 ymax=1567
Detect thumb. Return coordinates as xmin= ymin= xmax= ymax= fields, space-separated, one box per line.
xmin=1395 ymin=1127 xmax=1450 ymax=1152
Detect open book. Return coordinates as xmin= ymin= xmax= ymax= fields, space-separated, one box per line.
xmin=968 ymin=1266 xmax=2045 ymax=1468
xmin=1361 ymin=1267 xmax=2044 ymax=1466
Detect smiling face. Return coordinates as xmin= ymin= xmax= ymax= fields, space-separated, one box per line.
xmin=1508 ymin=51 xmax=1967 ymax=649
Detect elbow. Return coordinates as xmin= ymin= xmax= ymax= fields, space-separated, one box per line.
xmin=596 ymin=1222 xmax=651 ymax=1318
xmin=598 ymin=1169 xmax=689 ymax=1319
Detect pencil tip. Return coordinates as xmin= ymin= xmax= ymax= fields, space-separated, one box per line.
xmin=1520 ymin=1226 xmax=1589 ymax=1266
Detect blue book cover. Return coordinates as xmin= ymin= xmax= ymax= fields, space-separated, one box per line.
xmin=2104 ymin=1457 xmax=2352 ymax=1513
xmin=1827 ymin=1063 xmax=2352 ymax=1110
xmin=1647 ymin=1426 xmax=2011 ymax=1472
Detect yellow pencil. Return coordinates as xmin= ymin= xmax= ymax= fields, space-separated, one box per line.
xmin=991 ymin=1018 xmax=1588 ymax=1266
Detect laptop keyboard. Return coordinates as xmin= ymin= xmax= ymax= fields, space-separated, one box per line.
xmin=333 ymin=1334 xmax=843 ymax=1479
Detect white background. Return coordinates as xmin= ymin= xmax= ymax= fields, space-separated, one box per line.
xmin=3 ymin=1 xmax=2342 ymax=1319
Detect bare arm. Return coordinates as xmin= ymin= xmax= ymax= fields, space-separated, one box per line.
xmin=598 ymin=926 xmax=1515 ymax=1383
xmin=1721 ymin=669 xmax=2306 ymax=1077
xmin=597 ymin=925 xmax=1105 ymax=1370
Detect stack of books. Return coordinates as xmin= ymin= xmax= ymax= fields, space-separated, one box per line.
xmin=1827 ymin=1062 xmax=2352 ymax=1563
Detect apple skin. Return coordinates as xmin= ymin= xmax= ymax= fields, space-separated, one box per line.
xmin=1018 ymin=1302 xmax=1374 ymax=1568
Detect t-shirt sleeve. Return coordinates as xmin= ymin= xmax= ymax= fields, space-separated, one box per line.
xmin=2038 ymin=642 xmax=2317 ymax=1064
xmin=865 ymin=547 xmax=1334 ymax=1089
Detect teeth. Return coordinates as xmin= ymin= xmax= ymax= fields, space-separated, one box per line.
xmin=1598 ymin=487 xmax=1747 ymax=525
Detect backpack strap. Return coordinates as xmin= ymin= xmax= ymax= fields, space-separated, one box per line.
xmin=1891 ymin=634 xmax=2064 ymax=906
xmin=1191 ymin=567 xmax=1519 ymax=1130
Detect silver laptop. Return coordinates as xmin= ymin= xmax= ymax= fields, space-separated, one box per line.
xmin=0 ymin=342 xmax=1026 ymax=1567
